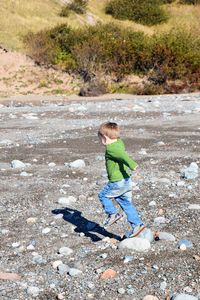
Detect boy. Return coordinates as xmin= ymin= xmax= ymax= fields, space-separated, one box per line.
xmin=98 ymin=122 xmax=145 ymax=238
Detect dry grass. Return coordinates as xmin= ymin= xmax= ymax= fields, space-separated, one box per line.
xmin=0 ymin=0 xmax=200 ymax=51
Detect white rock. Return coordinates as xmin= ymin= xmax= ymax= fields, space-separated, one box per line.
xmin=143 ymin=296 xmax=159 ymax=300
xmin=0 ymin=139 xmax=13 ymax=145
xmin=154 ymin=217 xmax=166 ymax=224
xmin=160 ymin=281 xmax=167 ymax=290
xmin=27 ymin=286 xmax=40 ymax=297
xmin=157 ymin=141 xmax=165 ymax=146
xmin=180 ymin=244 xmax=187 ymax=251
xmin=26 ymin=217 xmax=37 ymax=224
xmin=27 ymin=245 xmax=35 ymax=251
xmin=69 ymin=159 xmax=86 ymax=168
xmin=20 ymin=171 xmax=31 ymax=177
xmin=138 ymin=228 xmax=154 ymax=243
xmin=149 ymin=201 xmax=156 ymax=207
xmin=173 ymin=294 xmax=198 ymax=300
xmin=58 ymin=247 xmax=73 ymax=256
xmin=139 ymin=148 xmax=147 ymax=155
xmin=42 ymin=227 xmax=51 ymax=234
xmin=118 ymin=237 xmax=151 ymax=252
xmin=188 ymin=204 xmax=200 ymax=210
xmin=48 ymin=162 xmax=56 ymax=167
xmin=159 ymin=232 xmax=176 ymax=242
xmin=12 ymin=242 xmax=20 ymax=248
xmin=58 ymin=196 xmax=77 ymax=206
xmin=11 ymin=160 xmax=26 ymax=169
xmin=68 ymin=268 xmax=82 ymax=277
xmin=181 ymin=162 xmax=198 ymax=179
xmin=177 ymin=181 xmax=185 ymax=187
xmin=52 ymin=260 xmax=63 ymax=269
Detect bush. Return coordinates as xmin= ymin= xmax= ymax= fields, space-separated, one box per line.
xmin=69 ymin=0 xmax=88 ymax=14
xmin=105 ymin=0 xmax=169 ymax=26
xmin=180 ymin=0 xmax=200 ymax=4
xmin=60 ymin=6 xmax=70 ymax=17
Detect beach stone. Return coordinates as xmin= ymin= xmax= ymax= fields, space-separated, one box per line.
xmin=42 ymin=227 xmax=51 ymax=234
xmin=99 ymin=269 xmax=117 ymax=280
xmin=58 ymin=264 xmax=70 ymax=275
xmin=154 ymin=216 xmax=166 ymax=224
xmin=118 ymin=237 xmax=151 ymax=252
xmin=159 ymin=232 xmax=176 ymax=241
xmin=48 ymin=162 xmax=56 ymax=167
xmin=68 ymin=268 xmax=82 ymax=277
xmin=188 ymin=204 xmax=200 ymax=210
xmin=27 ymin=286 xmax=40 ymax=297
xmin=181 ymin=162 xmax=198 ymax=179
xmin=11 ymin=160 xmax=26 ymax=169
xmin=0 ymin=272 xmax=21 ymax=281
xmin=52 ymin=260 xmax=62 ymax=269
xmin=20 ymin=171 xmax=30 ymax=177
xmin=26 ymin=217 xmax=37 ymax=224
xmin=172 ymin=294 xmax=198 ymax=300
xmin=143 ymin=296 xmax=159 ymax=300
xmin=69 ymin=159 xmax=86 ymax=168
xmin=58 ymin=196 xmax=77 ymax=206
xmin=118 ymin=288 xmax=125 ymax=294
xmin=58 ymin=247 xmax=73 ymax=256
xmin=149 ymin=200 xmax=156 ymax=207
xmin=178 ymin=240 xmax=193 ymax=249
xmin=138 ymin=228 xmax=154 ymax=242
xmin=0 ymin=139 xmax=13 ymax=145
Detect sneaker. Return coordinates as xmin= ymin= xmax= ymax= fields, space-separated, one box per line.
xmin=103 ymin=213 xmax=123 ymax=227
xmin=125 ymin=224 xmax=146 ymax=238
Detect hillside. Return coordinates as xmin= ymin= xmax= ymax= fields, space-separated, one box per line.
xmin=0 ymin=0 xmax=200 ymax=51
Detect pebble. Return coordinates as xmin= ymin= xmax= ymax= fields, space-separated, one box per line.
xmin=12 ymin=242 xmax=20 ymax=248
xmin=118 ymin=237 xmax=151 ymax=252
xmin=69 ymin=159 xmax=86 ymax=168
xmin=100 ymin=253 xmax=108 ymax=259
xmin=48 ymin=162 xmax=56 ymax=167
xmin=58 ymin=264 xmax=70 ymax=275
xmin=52 ymin=260 xmax=62 ymax=269
xmin=26 ymin=217 xmax=37 ymax=224
xmin=42 ymin=227 xmax=51 ymax=234
xmin=123 ymin=255 xmax=134 ymax=264
xmin=177 ymin=181 xmax=185 ymax=187
xmin=118 ymin=288 xmax=125 ymax=294
xmin=11 ymin=160 xmax=26 ymax=169
xmin=154 ymin=216 xmax=167 ymax=224
xmin=143 ymin=296 xmax=159 ymax=300
xmin=158 ymin=178 xmax=171 ymax=185
xmin=27 ymin=286 xmax=40 ymax=297
xmin=181 ymin=162 xmax=198 ymax=179
xmin=87 ymin=282 xmax=95 ymax=289
xmin=188 ymin=204 xmax=200 ymax=210
xmin=58 ymin=196 xmax=77 ymax=205
xmin=178 ymin=239 xmax=193 ymax=249
xmin=172 ymin=294 xmax=198 ymax=300
xmin=32 ymin=255 xmax=45 ymax=265
xmin=99 ymin=269 xmax=117 ymax=280
xmin=160 ymin=280 xmax=167 ymax=290
xmin=68 ymin=268 xmax=82 ymax=277
xmin=159 ymin=232 xmax=176 ymax=241
xmin=149 ymin=200 xmax=156 ymax=207
xmin=58 ymin=247 xmax=73 ymax=256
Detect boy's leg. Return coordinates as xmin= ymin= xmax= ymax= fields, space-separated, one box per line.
xmin=115 ymin=191 xmax=143 ymax=227
xmin=98 ymin=182 xmax=118 ymax=215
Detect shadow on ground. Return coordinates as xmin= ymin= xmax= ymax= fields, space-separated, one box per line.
xmin=52 ymin=207 xmax=121 ymax=242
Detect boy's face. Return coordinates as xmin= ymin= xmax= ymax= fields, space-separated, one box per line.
xmin=99 ymin=134 xmax=116 ymax=145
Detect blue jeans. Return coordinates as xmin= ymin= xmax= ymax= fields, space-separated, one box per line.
xmin=98 ymin=177 xmax=142 ymax=227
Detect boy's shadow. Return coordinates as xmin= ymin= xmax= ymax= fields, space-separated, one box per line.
xmin=52 ymin=207 xmax=121 ymax=242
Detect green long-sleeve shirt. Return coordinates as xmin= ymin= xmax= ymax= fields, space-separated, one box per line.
xmin=105 ymin=139 xmax=138 ymax=182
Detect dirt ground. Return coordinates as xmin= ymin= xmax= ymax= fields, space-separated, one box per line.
xmin=0 ymin=93 xmax=200 ymax=299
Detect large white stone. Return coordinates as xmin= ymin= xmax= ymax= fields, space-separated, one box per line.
xmin=118 ymin=237 xmax=151 ymax=252
xmin=58 ymin=196 xmax=77 ymax=206
xmin=188 ymin=204 xmax=200 ymax=210
xmin=159 ymin=232 xmax=176 ymax=241
xmin=58 ymin=247 xmax=73 ymax=256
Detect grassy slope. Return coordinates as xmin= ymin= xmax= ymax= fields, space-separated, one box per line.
xmin=0 ymin=0 xmax=200 ymax=51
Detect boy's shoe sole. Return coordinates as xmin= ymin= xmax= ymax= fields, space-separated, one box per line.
xmin=130 ymin=224 xmax=146 ymax=238
xmin=104 ymin=213 xmax=123 ymax=227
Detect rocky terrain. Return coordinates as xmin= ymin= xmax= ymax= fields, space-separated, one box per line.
xmin=0 ymin=93 xmax=200 ymax=300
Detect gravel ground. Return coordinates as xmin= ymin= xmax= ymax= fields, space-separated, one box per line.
xmin=0 ymin=94 xmax=200 ymax=300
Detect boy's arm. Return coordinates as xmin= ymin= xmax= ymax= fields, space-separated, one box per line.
xmin=107 ymin=148 xmax=138 ymax=170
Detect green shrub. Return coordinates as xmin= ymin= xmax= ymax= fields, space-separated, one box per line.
xmin=60 ymin=6 xmax=70 ymax=17
xmin=180 ymin=0 xmax=200 ymax=4
xmin=68 ymin=0 xmax=88 ymax=14
xmin=105 ymin=0 xmax=169 ymax=26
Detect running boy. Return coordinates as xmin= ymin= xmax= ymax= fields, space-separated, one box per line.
xmin=98 ymin=122 xmax=145 ymax=238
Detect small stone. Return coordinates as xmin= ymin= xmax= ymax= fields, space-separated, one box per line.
xmin=159 ymin=232 xmax=176 ymax=242
xmin=69 ymin=159 xmax=86 ymax=168
xmin=11 ymin=160 xmax=26 ymax=169
xmin=118 ymin=288 xmax=125 ymax=294
xmin=27 ymin=286 xmax=40 ymax=298
xmin=0 ymin=272 xmax=21 ymax=281
xmin=124 ymin=255 xmax=134 ymax=264
xmin=188 ymin=204 xmax=200 ymax=210
xmin=154 ymin=217 xmax=166 ymax=224
xmin=26 ymin=217 xmax=37 ymax=224
xmin=157 ymin=141 xmax=165 ymax=146
xmin=52 ymin=260 xmax=63 ymax=269
xmin=143 ymin=296 xmax=159 ymax=300
xmin=57 ymin=294 xmax=65 ymax=300
xmin=158 ymin=178 xmax=171 ymax=185
xmin=32 ymin=255 xmax=45 ymax=264
xmin=149 ymin=201 xmax=156 ymax=207
xmin=42 ymin=227 xmax=51 ymax=234
xmin=160 ymin=281 xmax=167 ymax=290
xmin=27 ymin=244 xmax=35 ymax=251
xmin=172 ymin=294 xmax=198 ymax=300
xmin=178 ymin=239 xmax=193 ymax=249
xmin=58 ymin=196 xmax=77 ymax=206
xmin=87 ymin=282 xmax=95 ymax=289
xmin=99 ymin=269 xmax=117 ymax=280
xmin=48 ymin=162 xmax=56 ymax=167
xmin=177 ymin=181 xmax=185 ymax=187
xmin=68 ymin=268 xmax=82 ymax=277
xmin=58 ymin=247 xmax=73 ymax=256
xmin=181 ymin=162 xmax=198 ymax=180
xmin=58 ymin=264 xmax=70 ymax=275
xmin=20 ymin=171 xmax=31 ymax=177
xmin=12 ymin=242 xmax=20 ymax=248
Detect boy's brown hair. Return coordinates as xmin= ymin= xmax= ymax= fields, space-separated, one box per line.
xmin=98 ymin=122 xmax=120 ymax=139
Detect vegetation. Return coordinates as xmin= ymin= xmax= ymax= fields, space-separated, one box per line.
xmin=180 ymin=0 xmax=200 ymax=4
xmin=60 ymin=0 xmax=88 ymax=16
xmin=105 ymin=0 xmax=169 ymax=26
